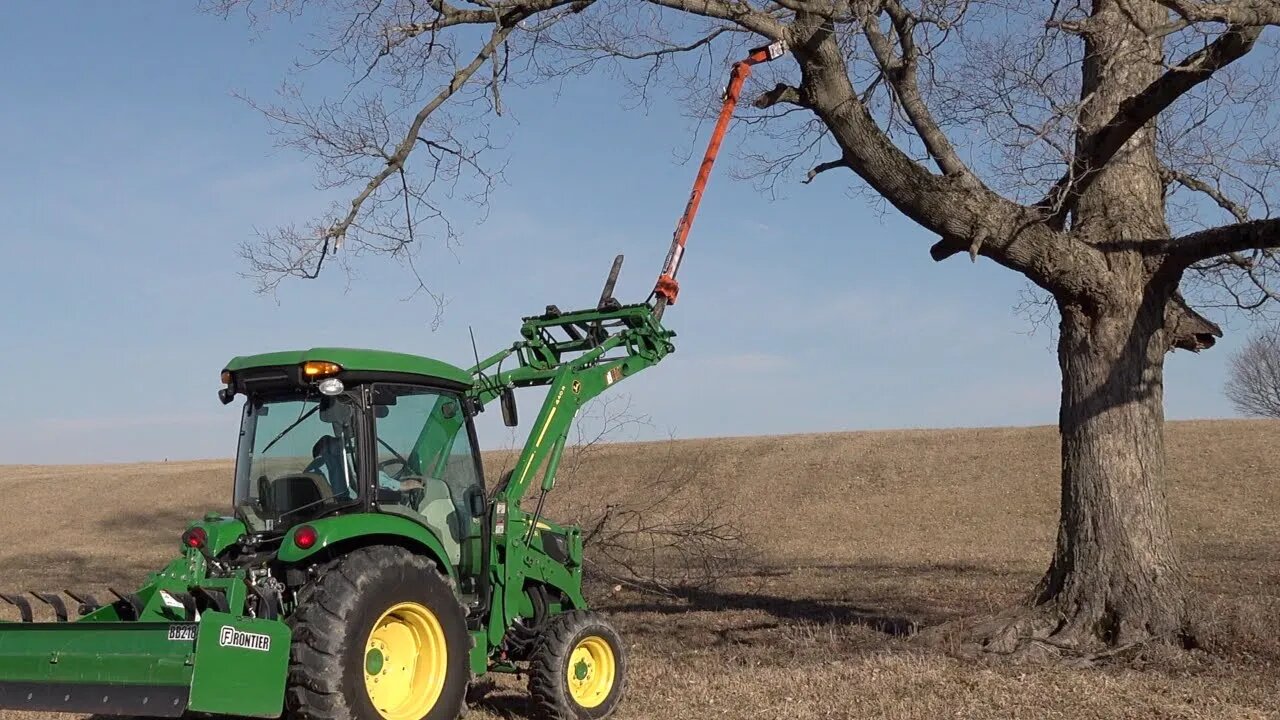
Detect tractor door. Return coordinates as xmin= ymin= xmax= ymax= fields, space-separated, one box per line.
xmin=369 ymin=384 xmax=487 ymax=587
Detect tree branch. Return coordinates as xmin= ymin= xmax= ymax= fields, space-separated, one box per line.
xmin=1168 ymin=218 xmax=1280 ymax=263
xmin=794 ymin=24 xmax=1112 ymax=303
xmin=324 ymin=13 xmax=532 ymax=250
xmin=1155 ymin=0 xmax=1280 ymax=26
xmin=860 ymin=0 xmax=973 ymax=178
xmin=394 ymin=0 xmax=588 ymax=35
xmin=644 ymin=0 xmax=785 ymax=38
xmin=1162 ymin=166 xmax=1250 ymax=223
xmin=1040 ymin=25 xmax=1261 ymax=216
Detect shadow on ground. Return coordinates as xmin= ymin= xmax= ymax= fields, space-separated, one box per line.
xmin=617 ymin=587 xmax=918 ymax=637
xmin=598 ymin=559 xmax=1046 ymax=640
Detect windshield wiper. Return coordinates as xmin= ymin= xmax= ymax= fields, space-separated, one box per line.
xmin=261 ymin=404 xmax=320 ymax=454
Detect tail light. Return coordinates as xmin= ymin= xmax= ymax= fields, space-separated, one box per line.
xmin=182 ymin=527 xmax=208 ymax=549
xmin=293 ymin=525 xmax=318 ymax=550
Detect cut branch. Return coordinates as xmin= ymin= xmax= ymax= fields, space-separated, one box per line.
xmin=803 ymin=157 xmax=847 ymax=183
xmin=1166 ymin=291 xmax=1224 ymax=351
xmin=753 ymin=83 xmax=804 ymax=109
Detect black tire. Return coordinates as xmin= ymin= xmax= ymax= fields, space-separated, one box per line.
xmin=286 ymin=545 xmax=470 ymax=720
xmin=528 ymin=610 xmax=627 ymax=720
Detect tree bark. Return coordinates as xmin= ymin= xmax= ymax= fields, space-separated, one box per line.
xmin=1035 ymin=295 xmax=1194 ymax=648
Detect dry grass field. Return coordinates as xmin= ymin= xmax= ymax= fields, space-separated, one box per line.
xmin=1 ymin=419 xmax=1277 ymax=719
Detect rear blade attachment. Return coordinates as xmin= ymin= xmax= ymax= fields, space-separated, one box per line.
xmin=0 ymin=619 xmax=199 ymax=716
xmin=0 ymin=611 xmax=292 ymax=718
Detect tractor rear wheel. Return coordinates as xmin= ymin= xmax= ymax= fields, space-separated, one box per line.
xmin=528 ymin=610 xmax=627 ymax=720
xmin=286 ymin=546 xmax=470 ymax=720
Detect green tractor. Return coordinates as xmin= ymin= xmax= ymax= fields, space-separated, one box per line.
xmin=0 ymin=258 xmax=672 ymax=720
xmin=0 ymin=41 xmax=788 ymax=720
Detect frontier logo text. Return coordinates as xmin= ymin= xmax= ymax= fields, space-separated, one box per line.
xmin=219 ymin=625 xmax=272 ymax=652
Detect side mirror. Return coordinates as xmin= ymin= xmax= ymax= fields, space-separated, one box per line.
xmin=500 ymin=388 xmax=518 ymax=427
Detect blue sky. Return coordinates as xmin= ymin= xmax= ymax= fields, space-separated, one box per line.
xmin=0 ymin=3 xmax=1254 ymax=464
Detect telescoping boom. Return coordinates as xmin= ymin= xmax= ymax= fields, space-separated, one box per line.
xmin=651 ymin=40 xmax=787 ymax=318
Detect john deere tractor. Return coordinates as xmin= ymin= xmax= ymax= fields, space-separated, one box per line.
xmin=0 ymin=41 xmax=789 ymax=720
xmin=0 ymin=258 xmax=672 ymax=720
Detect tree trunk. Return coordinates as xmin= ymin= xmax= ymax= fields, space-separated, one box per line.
xmin=1033 ymin=294 xmax=1194 ymax=648
xmin=1003 ymin=0 xmax=1194 ymax=651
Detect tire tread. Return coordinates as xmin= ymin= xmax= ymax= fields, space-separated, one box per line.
xmin=285 ymin=545 xmax=467 ymax=720
xmin=528 ymin=610 xmax=627 ymax=720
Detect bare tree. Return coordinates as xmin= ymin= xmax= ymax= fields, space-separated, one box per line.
xmin=212 ymin=0 xmax=1280 ymax=652
xmin=1226 ymin=326 xmax=1280 ymax=417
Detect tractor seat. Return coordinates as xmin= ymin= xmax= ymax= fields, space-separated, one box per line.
xmin=416 ymin=478 xmax=462 ymax=566
xmin=265 ymin=472 xmax=334 ymax=515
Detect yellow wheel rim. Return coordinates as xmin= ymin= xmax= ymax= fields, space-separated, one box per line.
xmin=363 ymin=602 xmax=447 ymax=720
xmin=566 ymin=636 xmax=616 ymax=709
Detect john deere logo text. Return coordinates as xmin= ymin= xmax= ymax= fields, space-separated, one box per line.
xmin=219 ymin=625 xmax=272 ymax=652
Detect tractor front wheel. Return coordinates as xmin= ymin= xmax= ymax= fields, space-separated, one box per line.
xmin=528 ymin=610 xmax=627 ymax=720
xmin=286 ymin=546 xmax=470 ymax=720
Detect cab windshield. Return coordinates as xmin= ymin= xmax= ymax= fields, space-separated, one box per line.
xmin=233 ymin=392 xmax=362 ymax=531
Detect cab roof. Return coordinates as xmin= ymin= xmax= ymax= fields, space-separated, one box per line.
xmin=224 ymin=347 xmax=473 ymax=387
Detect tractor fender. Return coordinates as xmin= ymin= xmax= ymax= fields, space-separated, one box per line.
xmin=276 ymin=514 xmax=455 ymax=580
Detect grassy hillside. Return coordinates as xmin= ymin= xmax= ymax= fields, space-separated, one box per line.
xmin=1 ymin=420 xmax=1277 ymax=719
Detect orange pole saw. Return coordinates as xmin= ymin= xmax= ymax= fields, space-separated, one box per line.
xmin=651 ymin=40 xmax=787 ymax=319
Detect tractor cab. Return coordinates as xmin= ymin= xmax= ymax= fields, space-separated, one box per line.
xmin=222 ymin=348 xmax=487 ymax=573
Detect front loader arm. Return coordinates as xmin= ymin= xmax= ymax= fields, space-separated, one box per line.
xmin=465 ymin=299 xmax=675 ymax=651
xmin=468 ymin=302 xmax=673 ymax=503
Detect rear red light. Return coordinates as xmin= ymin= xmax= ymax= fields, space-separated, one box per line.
xmin=294 ymin=525 xmax=318 ymax=550
xmin=182 ymin=527 xmax=208 ymax=549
